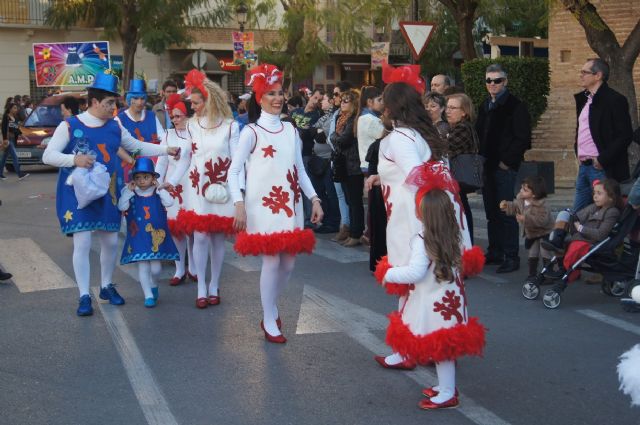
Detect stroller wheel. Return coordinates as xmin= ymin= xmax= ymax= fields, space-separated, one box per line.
xmin=609 ymin=281 xmax=627 ymax=297
xmin=621 ymin=298 xmax=640 ymax=313
xmin=522 ymin=282 xmax=540 ymax=300
xmin=543 ymin=290 xmax=562 ymax=309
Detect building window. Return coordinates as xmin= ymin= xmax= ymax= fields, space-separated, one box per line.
xmin=326 ymin=65 xmax=335 ymax=81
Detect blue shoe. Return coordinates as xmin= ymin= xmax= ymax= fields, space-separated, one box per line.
xmin=77 ymin=294 xmax=93 ymax=316
xmin=144 ymin=297 xmax=156 ymax=308
xmin=99 ymin=283 xmax=125 ymax=305
xmin=151 ymin=287 xmax=159 ymax=301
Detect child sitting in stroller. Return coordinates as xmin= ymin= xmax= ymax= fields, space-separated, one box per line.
xmin=542 ymin=178 xmax=622 ymax=282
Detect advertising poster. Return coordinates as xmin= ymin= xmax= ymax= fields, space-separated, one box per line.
xmin=33 ymin=41 xmax=111 ymax=87
xmin=371 ymin=42 xmax=389 ymax=70
xmin=232 ymin=32 xmax=257 ymax=67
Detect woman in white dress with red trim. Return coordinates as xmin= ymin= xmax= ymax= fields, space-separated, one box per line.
xmin=228 ymin=64 xmax=323 ymax=343
xmin=155 ymin=93 xmax=196 ymax=285
xmin=176 ymin=70 xmax=239 ymax=308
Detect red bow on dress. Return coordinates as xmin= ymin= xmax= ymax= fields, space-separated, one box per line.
xmin=405 ymin=160 xmax=460 ymax=217
xmin=245 ymin=64 xmax=283 ymax=103
xmin=382 ymin=61 xmax=426 ymax=95
xmin=185 ymin=69 xmax=208 ymax=100
xmin=165 ymin=93 xmax=186 ymax=115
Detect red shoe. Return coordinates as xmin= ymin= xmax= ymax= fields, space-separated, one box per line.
xmin=169 ymin=275 xmax=186 ymax=286
xmin=208 ymin=295 xmax=220 ymax=305
xmin=422 ymin=387 xmax=459 ymax=398
xmin=418 ymin=395 xmax=459 ymax=410
xmin=261 ymin=321 xmax=286 ymax=343
xmin=188 ymin=272 xmax=197 ymax=282
xmin=195 ymin=297 xmax=208 ymax=309
xmin=261 ymin=318 xmax=282 ymax=331
xmin=374 ymin=355 xmax=417 ymax=370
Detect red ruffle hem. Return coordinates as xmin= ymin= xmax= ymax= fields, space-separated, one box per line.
xmin=462 ymin=246 xmax=485 ymax=278
xmin=234 ymin=228 xmax=315 ymax=256
xmin=167 ymin=218 xmax=186 ymax=239
xmin=176 ymin=210 xmax=235 ymax=235
xmin=385 ymin=312 xmax=486 ymax=364
xmin=374 ymin=255 xmax=414 ymax=297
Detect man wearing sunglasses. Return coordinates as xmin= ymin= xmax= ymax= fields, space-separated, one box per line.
xmin=476 ymin=63 xmax=531 ymax=274
xmin=572 ymin=58 xmax=632 ymax=212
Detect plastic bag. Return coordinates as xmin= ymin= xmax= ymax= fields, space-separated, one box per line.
xmin=67 ymin=162 xmax=111 ymax=209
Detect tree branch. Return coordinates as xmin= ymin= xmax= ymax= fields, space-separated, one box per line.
xmin=621 ymin=18 xmax=640 ymax=68
xmin=561 ymin=0 xmax=621 ymax=56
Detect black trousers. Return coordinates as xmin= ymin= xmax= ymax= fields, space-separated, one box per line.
xmin=368 ymin=186 xmax=387 ymax=271
xmin=341 ymin=174 xmax=365 ymax=238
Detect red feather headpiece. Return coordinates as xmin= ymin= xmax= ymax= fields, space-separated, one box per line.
xmin=185 ymin=69 xmax=208 ymax=100
xmin=165 ymin=93 xmax=186 ymax=115
xmin=245 ymin=63 xmax=283 ymax=103
xmin=405 ymin=160 xmax=460 ymax=218
xmin=382 ymin=61 xmax=426 ymax=95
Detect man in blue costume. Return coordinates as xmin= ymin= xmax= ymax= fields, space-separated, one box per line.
xmin=43 ymin=71 xmax=180 ymax=316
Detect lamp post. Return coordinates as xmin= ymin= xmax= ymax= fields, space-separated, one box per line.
xmin=236 ymin=2 xmax=248 ymax=33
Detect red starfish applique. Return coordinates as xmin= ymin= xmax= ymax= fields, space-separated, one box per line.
xmin=262 ymin=145 xmax=276 ymax=158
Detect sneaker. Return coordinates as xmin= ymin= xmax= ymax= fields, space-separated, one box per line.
xmin=99 ymin=283 xmax=125 ymax=305
xmin=18 ymin=173 xmax=30 ymax=180
xmin=77 ymin=294 xmax=93 ymax=316
xmin=0 ymin=175 xmax=7 ymax=181
xmin=151 ymin=287 xmax=159 ymax=301
xmin=0 ymin=270 xmax=12 ymax=281
xmin=144 ymin=297 xmax=156 ymax=308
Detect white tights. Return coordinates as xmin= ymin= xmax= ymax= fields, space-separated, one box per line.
xmin=260 ymin=253 xmax=296 ymax=336
xmin=384 ymin=295 xmax=410 ymax=365
xmin=138 ymin=260 xmax=161 ymax=299
xmin=431 ymin=361 xmax=456 ymax=403
xmin=72 ymin=230 xmax=118 ymax=296
xmin=172 ymin=234 xmax=195 ymax=278
xmin=193 ymin=231 xmax=226 ymax=299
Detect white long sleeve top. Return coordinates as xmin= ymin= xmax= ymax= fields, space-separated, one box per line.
xmin=118 ymin=185 xmax=174 ymax=212
xmin=43 ymin=111 xmax=171 ymax=168
xmin=383 ymin=234 xmax=429 ymax=284
xmin=228 ymin=111 xmax=317 ymax=204
xmin=155 ymin=128 xmax=191 ymax=186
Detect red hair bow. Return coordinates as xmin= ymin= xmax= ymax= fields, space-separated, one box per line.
xmin=245 ymin=63 xmax=283 ymax=103
xmin=405 ymin=160 xmax=460 ymax=217
xmin=165 ymin=93 xmax=186 ymax=115
xmin=185 ymin=69 xmax=208 ymax=100
xmin=382 ymin=61 xmax=425 ymax=95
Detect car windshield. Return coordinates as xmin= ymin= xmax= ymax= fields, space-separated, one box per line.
xmin=24 ymin=105 xmax=63 ymax=127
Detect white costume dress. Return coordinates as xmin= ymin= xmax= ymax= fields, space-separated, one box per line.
xmin=177 ymin=117 xmax=238 ymax=235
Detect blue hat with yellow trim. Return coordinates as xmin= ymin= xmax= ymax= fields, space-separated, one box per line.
xmin=88 ymin=71 xmax=120 ymax=96
xmin=131 ymin=157 xmax=159 ymax=178
xmin=127 ymin=79 xmax=147 ymax=97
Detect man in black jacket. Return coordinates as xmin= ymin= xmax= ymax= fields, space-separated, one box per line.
xmin=573 ymin=58 xmax=632 ymax=211
xmin=476 ymin=64 xmax=531 ymax=273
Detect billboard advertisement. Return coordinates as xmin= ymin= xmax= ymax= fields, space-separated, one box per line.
xmin=33 ymin=41 xmax=111 ymax=87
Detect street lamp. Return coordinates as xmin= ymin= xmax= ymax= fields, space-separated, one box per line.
xmin=236 ymin=2 xmax=248 ymax=32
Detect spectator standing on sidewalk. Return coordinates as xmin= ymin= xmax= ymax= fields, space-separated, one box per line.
xmin=476 ymin=63 xmax=531 ymax=273
xmin=0 ymin=102 xmax=30 ymax=180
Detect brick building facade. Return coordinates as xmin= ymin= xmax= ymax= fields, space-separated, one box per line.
xmin=529 ymin=1 xmax=640 ymax=188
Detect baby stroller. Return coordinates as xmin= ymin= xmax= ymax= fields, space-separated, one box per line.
xmin=522 ymin=204 xmax=640 ymax=309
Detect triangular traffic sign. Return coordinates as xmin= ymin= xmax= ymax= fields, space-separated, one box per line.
xmin=399 ymin=21 xmax=436 ymax=61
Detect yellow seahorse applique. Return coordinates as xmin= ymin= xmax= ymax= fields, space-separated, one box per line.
xmin=145 ymin=223 xmax=166 ymax=253
xmin=109 ymin=172 xmax=117 ymax=205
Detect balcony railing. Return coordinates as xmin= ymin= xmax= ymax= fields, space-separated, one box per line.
xmin=0 ymin=0 xmax=51 ymax=26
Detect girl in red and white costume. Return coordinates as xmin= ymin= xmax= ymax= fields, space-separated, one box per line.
xmin=176 ymin=70 xmax=239 ymax=308
xmin=379 ymin=161 xmax=486 ymax=410
xmin=229 ymin=64 xmax=323 ymax=343
xmin=366 ymin=64 xmax=442 ymax=369
xmin=156 ymin=93 xmax=196 ymax=285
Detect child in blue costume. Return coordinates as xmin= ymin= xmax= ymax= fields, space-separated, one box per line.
xmin=118 ymin=158 xmax=178 ymax=307
xmin=43 ymin=72 xmax=180 ymax=316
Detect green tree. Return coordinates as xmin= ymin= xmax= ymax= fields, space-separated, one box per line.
xmin=436 ymin=0 xmax=480 ymax=60
xmin=45 ymin=0 xmax=227 ymax=91
xmin=418 ymin=3 xmax=460 ymax=79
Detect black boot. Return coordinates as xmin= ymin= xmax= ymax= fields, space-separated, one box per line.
xmin=527 ymin=258 xmax=539 ymax=278
xmin=0 ymin=269 xmax=12 ymax=281
xmin=541 ymin=229 xmax=566 ymax=253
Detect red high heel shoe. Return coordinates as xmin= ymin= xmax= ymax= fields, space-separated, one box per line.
xmin=261 ymin=321 xmax=286 ymax=343
xmin=169 ymin=274 xmax=186 ymax=286
xmin=261 ymin=318 xmax=282 ymax=331
xmin=195 ymin=297 xmax=208 ymax=309
xmin=418 ymin=395 xmax=459 ymax=410
xmin=208 ymin=295 xmax=220 ymax=305
xmin=187 ymin=272 xmax=198 ymax=282
xmin=374 ymin=355 xmax=417 ymax=370
xmin=422 ymin=387 xmax=459 ymax=398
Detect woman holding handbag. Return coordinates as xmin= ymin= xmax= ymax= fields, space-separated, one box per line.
xmin=446 ymin=93 xmax=480 ymax=244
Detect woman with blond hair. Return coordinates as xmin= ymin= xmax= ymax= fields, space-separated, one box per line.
xmin=177 ymin=70 xmax=239 ymax=308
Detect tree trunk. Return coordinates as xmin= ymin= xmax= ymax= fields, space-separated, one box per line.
xmin=439 ymin=0 xmax=479 ymax=60
xmin=118 ymin=3 xmax=140 ymax=93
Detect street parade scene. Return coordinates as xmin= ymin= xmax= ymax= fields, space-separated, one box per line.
xmin=0 ymin=0 xmax=640 ymax=424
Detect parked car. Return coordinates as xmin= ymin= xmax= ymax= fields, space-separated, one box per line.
xmin=3 ymin=92 xmax=85 ymax=170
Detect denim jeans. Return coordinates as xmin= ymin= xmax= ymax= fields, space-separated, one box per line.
xmin=334 ymin=181 xmax=350 ymax=227
xmin=309 ymin=164 xmax=340 ymax=229
xmin=0 ymin=141 xmax=23 ymax=176
xmin=482 ymin=167 xmax=519 ymax=260
xmin=573 ymin=163 xmax=606 ymax=212
xmin=628 ymin=177 xmax=640 ymax=207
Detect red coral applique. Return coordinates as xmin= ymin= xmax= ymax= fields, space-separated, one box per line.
xmin=129 ymin=219 xmax=139 ymax=237
xmin=191 ymin=142 xmax=198 ymax=154
xmin=169 ymin=184 xmax=183 ymax=204
xmin=262 ymin=186 xmax=294 ymax=217
xmin=382 ymin=184 xmax=393 ymax=219
xmin=262 ymin=145 xmax=276 ymax=158
xmin=202 ymin=157 xmax=231 ymax=196
xmin=433 ymin=290 xmax=463 ymax=323
xmin=287 ymin=167 xmax=301 ymax=204
xmin=189 ymin=168 xmax=200 ymax=195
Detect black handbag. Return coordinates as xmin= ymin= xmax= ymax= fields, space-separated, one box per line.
xmin=450 ymin=153 xmax=485 ymax=191
xmin=308 ymin=154 xmax=330 ymax=177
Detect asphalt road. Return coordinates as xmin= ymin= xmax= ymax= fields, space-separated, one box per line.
xmin=0 ymin=167 xmax=638 ymax=425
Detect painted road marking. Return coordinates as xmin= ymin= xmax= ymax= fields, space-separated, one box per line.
xmin=313 ymin=237 xmax=369 ymax=263
xmin=93 ymin=289 xmax=179 ymax=425
xmin=0 ymin=238 xmax=75 ymax=292
xmin=297 ymin=285 xmax=512 ymax=425
xmin=576 ymin=309 xmax=640 ymax=337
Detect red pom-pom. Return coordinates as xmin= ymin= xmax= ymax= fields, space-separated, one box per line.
xmin=374 ymin=255 xmax=414 ymax=297
xmin=382 ymin=61 xmax=425 ymax=95
xmin=185 ymin=69 xmax=208 ymax=100
xmin=165 ymin=93 xmax=186 ymax=115
xmin=462 ymin=246 xmax=485 ymax=277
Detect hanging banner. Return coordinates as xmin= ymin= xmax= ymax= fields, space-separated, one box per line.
xmin=232 ymin=32 xmax=257 ymax=67
xmin=371 ymin=42 xmax=390 ymax=70
xmin=32 ymin=41 xmax=111 ymax=87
